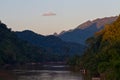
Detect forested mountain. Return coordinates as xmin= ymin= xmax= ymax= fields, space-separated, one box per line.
xmin=0 ymin=22 xmax=46 ymax=66
xmin=0 ymin=22 xmax=86 ymax=66
xmin=69 ymin=16 xmax=120 ymax=80
xmin=15 ymin=30 xmax=85 ymax=56
xmin=58 ymin=16 xmax=117 ymax=45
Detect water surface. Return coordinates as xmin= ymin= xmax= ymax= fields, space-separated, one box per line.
xmin=14 ymin=65 xmax=83 ymax=80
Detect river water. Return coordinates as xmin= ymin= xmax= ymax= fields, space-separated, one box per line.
xmin=13 ymin=65 xmax=83 ymax=80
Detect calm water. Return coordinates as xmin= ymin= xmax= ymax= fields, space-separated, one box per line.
xmin=14 ymin=65 xmax=83 ymax=80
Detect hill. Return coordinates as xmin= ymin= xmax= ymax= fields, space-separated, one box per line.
xmin=58 ymin=16 xmax=117 ymax=45
xmin=15 ymin=30 xmax=85 ymax=57
xmin=0 ymin=21 xmax=86 ymax=67
xmin=0 ymin=22 xmax=45 ymax=66
xmin=68 ymin=16 xmax=120 ymax=80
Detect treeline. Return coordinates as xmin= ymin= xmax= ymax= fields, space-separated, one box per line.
xmin=0 ymin=23 xmax=45 ymax=65
xmin=68 ymin=16 xmax=120 ymax=80
xmin=0 ymin=22 xmax=66 ymax=68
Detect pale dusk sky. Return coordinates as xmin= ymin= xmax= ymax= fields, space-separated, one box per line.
xmin=0 ymin=0 xmax=120 ymax=35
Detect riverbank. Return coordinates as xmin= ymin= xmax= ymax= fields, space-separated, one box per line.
xmin=0 ymin=63 xmax=83 ymax=80
xmin=0 ymin=70 xmax=17 ymax=80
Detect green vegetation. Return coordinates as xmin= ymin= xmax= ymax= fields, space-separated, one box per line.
xmin=0 ymin=23 xmax=45 ymax=67
xmin=0 ymin=22 xmax=74 ymax=68
xmin=68 ymin=16 xmax=120 ymax=80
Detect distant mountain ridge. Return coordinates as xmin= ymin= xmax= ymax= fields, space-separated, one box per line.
xmin=15 ymin=30 xmax=85 ymax=56
xmin=58 ymin=16 xmax=118 ymax=45
xmin=0 ymin=22 xmax=86 ymax=65
xmin=77 ymin=16 xmax=117 ymax=29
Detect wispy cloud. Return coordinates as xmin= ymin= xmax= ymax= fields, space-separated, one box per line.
xmin=42 ymin=12 xmax=56 ymax=16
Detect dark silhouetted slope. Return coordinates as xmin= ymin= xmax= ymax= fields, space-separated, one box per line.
xmin=0 ymin=22 xmax=45 ymax=66
xmin=16 ymin=30 xmax=85 ymax=56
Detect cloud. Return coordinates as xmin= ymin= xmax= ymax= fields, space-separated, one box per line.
xmin=42 ymin=12 xmax=56 ymax=16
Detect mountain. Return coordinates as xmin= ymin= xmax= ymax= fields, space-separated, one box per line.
xmin=77 ymin=16 xmax=120 ymax=80
xmin=58 ymin=16 xmax=118 ymax=45
xmin=15 ymin=30 xmax=85 ymax=57
xmin=0 ymin=22 xmax=46 ymax=66
xmin=0 ymin=21 xmax=86 ymax=67
xmin=0 ymin=22 xmax=85 ymax=66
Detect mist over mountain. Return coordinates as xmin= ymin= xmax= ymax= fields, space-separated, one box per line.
xmin=58 ymin=16 xmax=118 ymax=45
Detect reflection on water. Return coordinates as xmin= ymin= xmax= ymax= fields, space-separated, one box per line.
xmin=14 ymin=65 xmax=83 ymax=80
xmin=15 ymin=70 xmax=83 ymax=80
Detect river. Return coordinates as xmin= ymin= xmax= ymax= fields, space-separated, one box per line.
xmin=13 ymin=64 xmax=83 ymax=80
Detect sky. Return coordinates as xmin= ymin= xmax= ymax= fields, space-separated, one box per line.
xmin=0 ymin=0 xmax=120 ymax=35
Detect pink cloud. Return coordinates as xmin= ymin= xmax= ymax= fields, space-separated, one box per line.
xmin=42 ymin=12 xmax=56 ymax=16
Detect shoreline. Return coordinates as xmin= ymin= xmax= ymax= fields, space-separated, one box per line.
xmin=0 ymin=70 xmax=17 ymax=80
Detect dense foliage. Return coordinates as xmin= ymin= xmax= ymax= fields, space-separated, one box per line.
xmin=0 ymin=22 xmax=83 ymax=68
xmin=69 ymin=16 xmax=120 ymax=80
xmin=0 ymin=22 xmax=66 ymax=67
xmin=0 ymin=23 xmax=46 ymax=66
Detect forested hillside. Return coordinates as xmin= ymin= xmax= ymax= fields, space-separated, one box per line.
xmin=68 ymin=16 xmax=120 ymax=80
xmin=0 ymin=22 xmax=48 ymax=66
xmin=15 ymin=30 xmax=85 ymax=56
xmin=0 ymin=22 xmax=85 ymax=68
